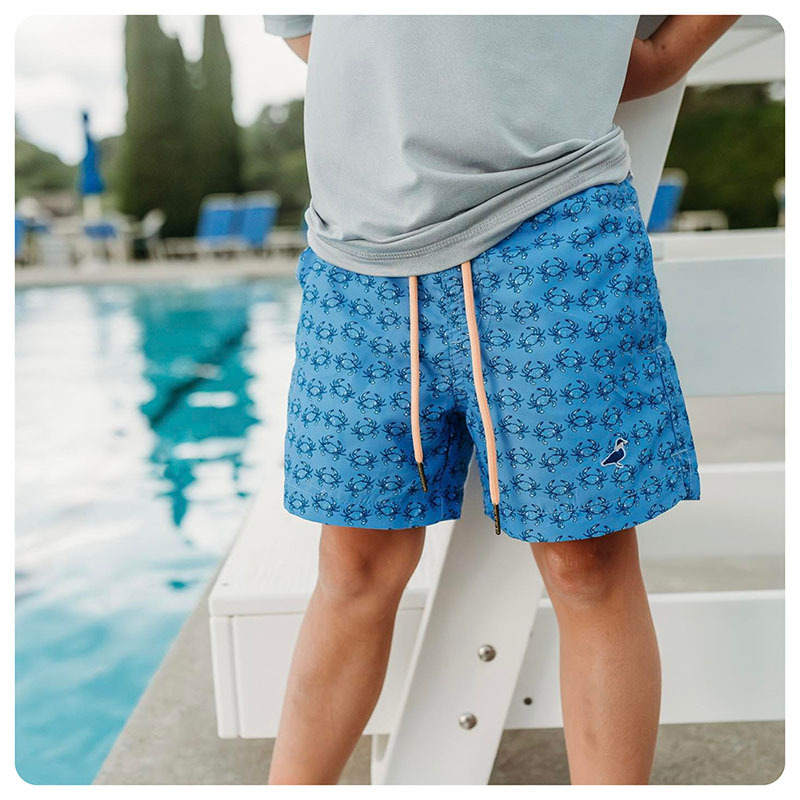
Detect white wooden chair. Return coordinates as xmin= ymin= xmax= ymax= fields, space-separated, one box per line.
xmin=208 ymin=18 xmax=784 ymax=784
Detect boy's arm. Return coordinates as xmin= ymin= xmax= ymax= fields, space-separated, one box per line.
xmin=285 ymin=34 xmax=311 ymax=63
xmin=621 ymin=15 xmax=740 ymax=102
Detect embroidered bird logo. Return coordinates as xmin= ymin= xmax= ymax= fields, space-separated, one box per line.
xmin=601 ymin=437 xmax=629 ymax=469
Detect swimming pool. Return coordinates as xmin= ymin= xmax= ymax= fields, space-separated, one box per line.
xmin=15 ymin=277 xmax=300 ymax=784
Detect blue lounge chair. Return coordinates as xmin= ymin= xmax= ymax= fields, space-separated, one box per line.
xmin=236 ymin=192 xmax=280 ymax=252
xmin=15 ymin=216 xmax=26 ymax=263
xmin=164 ymin=194 xmax=241 ymax=258
xmin=647 ymin=170 xmax=687 ymax=233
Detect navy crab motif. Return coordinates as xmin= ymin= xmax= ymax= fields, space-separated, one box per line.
xmin=518 ymin=326 xmax=546 ymax=352
xmin=334 ymin=352 xmax=362 ymax=375
xmin=380 ymin=447 xmax=406 ymax=468
xmin=577 ymin=466 xmax=607 ymax=490
xmin=522 ymin=360 xmax=552 ymax=383
xmin=543 ymin=287 xmax=574 ymax=312
xmin=487 ymin=355 xmax=517 ymax=379
xmin=492 ymin=387 xmax=524 ymax=411
xmin=499 ymin=416 xmax=531 ymax=439
xmin=561 ymin=194 xmax=593 ymax=221
xmin=585 ymin=314 xmax=613 ymax=342
xmin=528 ymin=387 xmax=558 ymax=413
xmin=533 ymin=420 xmax=564 ymax=443
xmin=540 ymin=447 xmax=569 ymax=473
xmin=560 ymin=380 xmax=591 ymax=405
xmin=567 ymin=227 xmax=597 ymax=251
xmin=348 ymin=448 xmax=378 ymax=470
xmin=291 ymin=461 xmax=313 ymax=484
xmin=342 ymin=504 xmax=371 ymax=525
xmin=554 ymin=348 xmax=586 ymax=373
xmin=545 ymin=480 xmax=576 ymax=501
xmin=322 ymin=409 xmax=348 ymax=430
xmin=517 ymin=504 xmax=546 ymax=525
xmin=548 ymin=319 xmax=581 ymax=344
xmin=532 ymin=231 xmax=565 ymax=250
xmin=573 ymin=252 xmax=602 ymax=280
xmin=549 ymin=503 xmax=579 ymax=528
xmin=537 ymin=257 xmax=570 ymax=282
xmin=598 ymin=214 xmax=623 ymax=238
xmin=595 ymin=375 xmax=617 ymax=402
xmin=483 ymin=327 xmax=513 ymax=351
xmin=607 ymin=272 xmax=633 ymax=296
xmin=363 ymin=361 xmax=393 ymax=384
xmin=511 ymin=300 xmax=541 ymax=324
xmin=341 ymin=320 xmax=367 ymax=344
xmin=528 ymin=206 xmax=557 ymax=229
xmin=349 ymin=417 xmax=379 ymax=441
xmin=310 ymin=347 xmax=333 ymax=371
xmin=511 ymin=474 xmax=541 ymax=495
xmin=590 ymin=348 xmax=617 ymax=373
xmin=383 ymin=420 xmax=408 ymax=441
xmin=505 ymin=263 xmax=536 ymax=292
xmin=578 ymin=289 xmax=607 ymax=312
xmin=566 ymin=408 xmax=597 ymax=432
xmin=604 ymin=244 xmax=631 ymax=270
xmin=581 ymin=496 xmax=611 ymax=520
xmin=571 ymin=439 xmax=601 ymax=463
xmin=319 ymin=436 xmax=346 ymax=460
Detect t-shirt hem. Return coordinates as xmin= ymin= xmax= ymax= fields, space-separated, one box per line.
xmin=306 ymin=150 xmax=632 ymax=277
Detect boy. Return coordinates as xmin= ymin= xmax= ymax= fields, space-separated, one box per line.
xmin=263 ymin=14 xmax=738 ymax=784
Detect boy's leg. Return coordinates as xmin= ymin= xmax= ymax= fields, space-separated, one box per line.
xmin=530 ymin=527 xmax=661 ymax=785
xmin=269 ymin=523 xmax=426 ymax=785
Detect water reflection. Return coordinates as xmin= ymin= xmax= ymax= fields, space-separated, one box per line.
xmin=133 ymin=287 xmax=259 ymax=526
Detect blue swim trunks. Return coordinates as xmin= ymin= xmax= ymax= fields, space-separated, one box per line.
xmin=283 ymin=177 xmax=701 ymax=542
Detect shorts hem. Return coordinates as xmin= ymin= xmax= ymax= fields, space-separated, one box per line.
xmin=283 ymin=483 xmax=462 ymax=531
xmin=489 ymin=486 xmax=700 ymax=544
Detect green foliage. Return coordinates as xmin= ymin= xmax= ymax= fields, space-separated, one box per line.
xmin=193 ymin=16 xmax=242 ymax=198
xmin=15 ymin=134 xmax=76 ymax=199
xmin=241 ymin=100 xmax=309 ymax=227
xmin=665 ymin=84 xmax=785 ymax=229
xmin=118 ymin=16 xmax=201 ymax=236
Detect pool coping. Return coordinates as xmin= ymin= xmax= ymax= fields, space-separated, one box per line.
xmin=15 ymin=256 xmax=299 ymax=288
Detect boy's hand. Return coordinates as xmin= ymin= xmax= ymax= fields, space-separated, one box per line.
xmin=621 ymin=15 xmax=740 ymax=102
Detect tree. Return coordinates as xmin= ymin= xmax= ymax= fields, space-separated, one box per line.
xmin=118 ymin=16 xmax=201 ymax=236
xmin=665 ymin=84 xmax=785 ymax=229
xmin=193 ymin=16 xmax=242 ymax=198
xmin=241 ymin=100 xmax=309 ymax=226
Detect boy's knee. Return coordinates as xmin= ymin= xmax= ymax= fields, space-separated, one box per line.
xmin=317 ymin=525 xmax=424 ymax=607
xmin=534 ymin=529 xmax=635 ymax=606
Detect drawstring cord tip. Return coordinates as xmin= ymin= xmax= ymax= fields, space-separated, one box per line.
xmin=492 ymin=504 xmax=502 ymax=536
xmin=417 ymin=461 xmax=429 ymax=493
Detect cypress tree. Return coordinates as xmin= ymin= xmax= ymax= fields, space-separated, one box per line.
xmin=118 ymin=16 xmax=201 ymax=236
xmin=194 ymin=15 xmax=242 ymax=198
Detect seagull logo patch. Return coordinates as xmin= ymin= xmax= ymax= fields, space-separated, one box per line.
xmin=601 ymin=437 xmax=629 ymax=469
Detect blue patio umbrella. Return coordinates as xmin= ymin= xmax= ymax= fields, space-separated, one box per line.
xmin=78 ymin=110 xmax=104 ymax=196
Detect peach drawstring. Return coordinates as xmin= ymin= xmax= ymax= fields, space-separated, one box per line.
xmin=408 ymin=274 xmax=428 ymax=492
xmin=407 ymin=261 xmax=502 ymax=535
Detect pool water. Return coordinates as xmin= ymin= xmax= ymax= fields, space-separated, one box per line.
xmin=15 ymin=277 xmax=300 ymax=785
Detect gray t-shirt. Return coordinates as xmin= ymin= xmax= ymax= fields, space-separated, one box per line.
xmin=264 ymin=15 xmax=641 ymax=276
